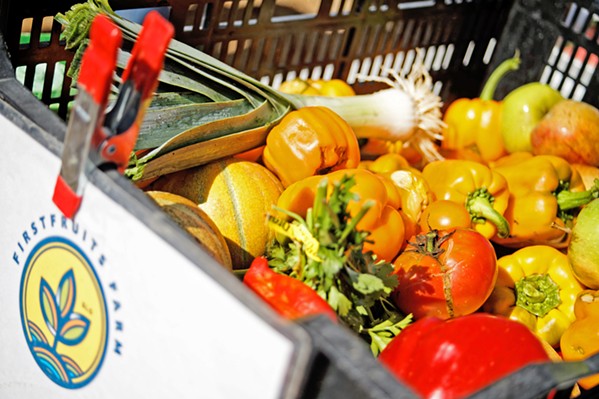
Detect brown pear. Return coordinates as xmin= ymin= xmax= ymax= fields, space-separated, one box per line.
xmin=531 ymin=99 xmax=599 ymax=166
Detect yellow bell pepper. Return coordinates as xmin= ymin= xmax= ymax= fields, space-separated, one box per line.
xmin=278 ymin=78 xmax=356 ymax=96
xmin=309 ymin=79 xmax=356 ymax=97
xmin=482 ymin=245 xmax=585 ymax=347
xmin=262 ymin=106 xmax=361 ymax=188
xmin=276 ymin=168 xmax=405 ymax=262
xmin=491 ymin=153 xmax=598 ymax=248
xmin=421 ymin=159 xmax=510 ymax=239
xmin=441 ymin=54 xmax=520 ymax=163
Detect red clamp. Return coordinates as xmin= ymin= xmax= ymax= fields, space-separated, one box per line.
xmin=53 ymin=11 xmax=174 ymax=219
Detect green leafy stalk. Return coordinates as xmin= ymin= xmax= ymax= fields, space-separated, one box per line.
xmin=55 ymin=0 xmax=291 ymax=183
xmin=266 ymin=175 xmax=412 ymax=356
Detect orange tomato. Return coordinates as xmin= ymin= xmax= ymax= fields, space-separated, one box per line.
xmin=418 ymin=199 xmax=472 ymax=233
xmin=560 ymin=315 xmax=599 ymax=390
xmin=276 ymin=168 xmax=405 ymax=262
xmin=366 ymin=153 xmax=411 ymax=174
xmin=574 ymin=290 xmax=599 ymax=320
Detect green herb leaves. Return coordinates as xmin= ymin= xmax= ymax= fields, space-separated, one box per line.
xmin=266 ymin=174 xmax=411 ymax=356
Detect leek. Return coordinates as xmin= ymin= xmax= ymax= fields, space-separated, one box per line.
xmin=283 ymin=63 xmax=445 ymax=162
xmin=56 ymin=0 xmax=445 ymax=183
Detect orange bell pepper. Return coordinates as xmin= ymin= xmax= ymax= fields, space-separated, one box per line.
xmin=262 ymin=106 xmax=361 ymax=187
xmin=441 ymin=54 xmax=520 ymax=163
xmin=276 ymin=168 xmax=405 ymax=262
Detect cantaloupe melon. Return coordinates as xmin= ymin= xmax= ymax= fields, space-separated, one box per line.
xmin=148 ymin=158 xmax=284 ymax=269
xmin=146 ymin=191 xmax=233 ymax=271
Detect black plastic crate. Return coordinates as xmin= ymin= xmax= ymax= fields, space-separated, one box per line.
xmin=1 ymin=0 xmax=517 ymax=120
xmin=1 ymin=1 xmax=599 ymax=399
xmin=490 ymin=0 xmax=598 ymax=105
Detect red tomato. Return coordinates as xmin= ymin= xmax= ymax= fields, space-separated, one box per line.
xmin=379 ymin=314 xmax=551 ymax=399
xmin=392 ymin=228 xmax=497 ymax=320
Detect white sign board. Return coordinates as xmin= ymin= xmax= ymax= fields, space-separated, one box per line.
xmin=0 ymin=110 xmax=308 ymax=398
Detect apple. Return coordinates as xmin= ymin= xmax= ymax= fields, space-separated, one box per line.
xmin=531 ymin=99 xmax=599 ymax=166
xmin=501 ymin=83 xmax=563 ymax=153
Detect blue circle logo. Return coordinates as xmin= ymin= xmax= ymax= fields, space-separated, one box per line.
xmin=20 ymin=237 xmax=108 ymax=388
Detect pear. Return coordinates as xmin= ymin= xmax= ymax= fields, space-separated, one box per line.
xmin=531 ymin=100 xmax=599 ymax=166
xmin=568 ymin=199 xmax=599 ymax=289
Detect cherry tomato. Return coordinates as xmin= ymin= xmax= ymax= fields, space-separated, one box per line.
xmin=418 ymin=199 xmax=471 ymax=233
xmin=392 ymin=228 xmax=498 ymax=320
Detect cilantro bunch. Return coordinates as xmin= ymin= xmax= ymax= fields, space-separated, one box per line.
xmin=266 ymin=174 xmax=412 ymax=356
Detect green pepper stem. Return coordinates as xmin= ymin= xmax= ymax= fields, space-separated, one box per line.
xmin=479 ymin=51 xmax=521 ymax=101
xmin=515 ymin=274 xmax=561 ymax=318
xmin=556 ymin=179 xmax=599 ymax=211
xmin=466 ymin=188 xmax=511 ymax=238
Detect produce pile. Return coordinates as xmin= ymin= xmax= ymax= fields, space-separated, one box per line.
xmin=56 ymin=2 xmax=599 ymax=398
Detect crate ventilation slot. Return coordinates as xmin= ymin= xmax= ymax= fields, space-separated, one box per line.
xmin=540 ymin=2 xmax=598 ymax=101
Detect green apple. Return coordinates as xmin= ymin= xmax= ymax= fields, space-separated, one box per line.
xmin=501 ymin=83 xmax=563 ymax=153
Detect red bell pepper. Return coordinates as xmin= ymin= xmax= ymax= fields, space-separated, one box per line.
xmin=378 ymin=313 xmax=550 ymax=399
xmin=243 ymin=256 xmax=337 ymax=323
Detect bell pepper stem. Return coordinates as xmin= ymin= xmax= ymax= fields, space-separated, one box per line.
xmin=466 ymin=188 xmax=511 ymax=238
xmin=556 ymin=179 xmax=599 ymax=211
xmin=479 ymin=51 xmax=521 ymax=101
xmin=515 ymin=274 xmax=561 ymax=318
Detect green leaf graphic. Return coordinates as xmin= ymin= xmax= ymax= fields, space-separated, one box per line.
xmin=58 ymin=269 xmax=76 ymax=319
xmin=58 ymin=313 xmax=90 ymax=346
xmin=40 ymin=278 xmax=58 ymax=336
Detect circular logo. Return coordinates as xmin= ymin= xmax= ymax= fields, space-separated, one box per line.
xmin=20 ymin=236 xmax=108 ymax=389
